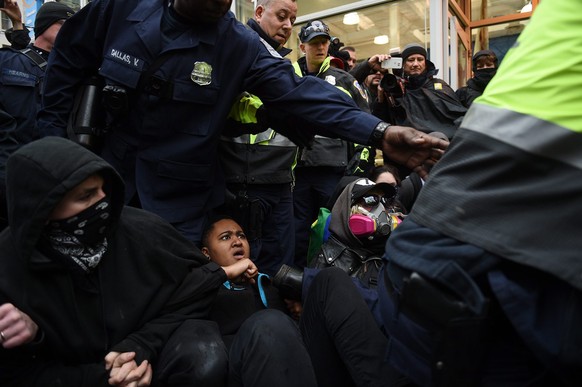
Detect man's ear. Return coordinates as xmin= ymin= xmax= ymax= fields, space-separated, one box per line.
xmin=255 ymin=5 xmax=265 ymax=22
xmin=299 ymin=43 xmax=306 ymax=54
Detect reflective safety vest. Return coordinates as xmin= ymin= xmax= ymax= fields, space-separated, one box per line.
xmin=410 ymin=0 xmax=582 ymax=290
xmin=220 ymin=92 xmax=298 ymax=185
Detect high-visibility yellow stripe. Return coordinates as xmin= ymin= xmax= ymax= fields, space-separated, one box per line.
xmin=477 ymin=0 xmax=582 ymax=133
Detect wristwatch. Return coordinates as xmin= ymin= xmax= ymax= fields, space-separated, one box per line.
xmin=369 ymin=122 xmax=391 ymax=149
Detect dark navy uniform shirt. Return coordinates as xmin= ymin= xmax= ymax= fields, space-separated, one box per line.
xmin=37 ymin=0 xmax=381 ymax=242
xmin=0 ymin=46 xmax=47 ymax=185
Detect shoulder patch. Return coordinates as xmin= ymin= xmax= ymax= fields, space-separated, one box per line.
xmin=353 ymin=80 xmax=368 ymax=102
xmin=434 ymin=83 xmax=443 ymax=90
xmin=324 ymin=75 xmax=337 ymax=85
xmin=259 ymin=38 xmax=282 ymax=59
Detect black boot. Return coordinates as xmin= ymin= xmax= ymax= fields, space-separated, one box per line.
xmin=272 ymin=264 xmax=304 ymax=301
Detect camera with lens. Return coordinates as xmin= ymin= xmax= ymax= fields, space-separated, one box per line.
xmin=380 ymin=73 xmax=404 ymax=98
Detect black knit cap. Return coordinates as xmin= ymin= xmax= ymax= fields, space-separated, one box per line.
xmin=401 ymin=43 xmax=427 ymax=61
xmin=472 ymin=49 xmax=498 ymax=69
xmin=34 ymin=1 xmax=75 ymax=38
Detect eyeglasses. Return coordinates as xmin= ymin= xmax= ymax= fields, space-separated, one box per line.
xmin=301 ymin=21 xmax=329 ymax=38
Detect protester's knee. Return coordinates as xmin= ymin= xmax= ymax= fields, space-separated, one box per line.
xmin=242 ymin=309 xmax=296 ymax=339
xmin=157 ymin=320 xmax=228 ymax=387
xmin=311 ymin=267 xmax=352 ymax=297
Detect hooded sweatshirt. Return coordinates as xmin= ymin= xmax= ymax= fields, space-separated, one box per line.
xmin=0 ymin=137 xmax=226 ymax=386
xmin=310 ymin=179 xmax=387 ymax=287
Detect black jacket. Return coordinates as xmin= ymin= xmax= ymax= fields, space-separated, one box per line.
xmin=376 ymin=61 xmax=466 ymax=139
xmin=455 ymin=77 xmax=486 ymax=108
xmin=293 ymin=56 xmax=370 ymax=168
xmin=219 ymin=18 xmax=298 ymax=185
xmin=0 ymin=137 xmax=226 ymax=386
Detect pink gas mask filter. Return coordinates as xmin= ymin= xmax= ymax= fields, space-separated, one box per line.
xmin=349 ymin=205 xmax=391 ymax=238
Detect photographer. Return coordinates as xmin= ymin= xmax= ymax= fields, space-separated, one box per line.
xmin=375 ymin=44 xmax=466 ymax=141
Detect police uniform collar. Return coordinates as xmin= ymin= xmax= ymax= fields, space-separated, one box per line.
xmin=247 ymin=18 xmax=292 ymax=57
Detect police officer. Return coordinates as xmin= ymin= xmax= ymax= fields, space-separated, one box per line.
xmin=380 ymin=1 xmax=582 ymax=383
xmin=380 ymin=43 xmax=466 ymax=140
xmin=37 ymin=0 xmax=448 ymax=246
xmin=292 ymin=20 xmax=372 ymax=268
xmin=0 ymin=1 xmax=74 ymax=230
xmin=219 ymin=0 xmax=299 ymax=276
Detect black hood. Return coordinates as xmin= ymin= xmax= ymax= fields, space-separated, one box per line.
xmin=5 ymin=137 xmax=125 ymax=261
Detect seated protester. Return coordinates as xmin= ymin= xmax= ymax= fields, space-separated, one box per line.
xmin=0 ymin=137 xmax=263 ymax=386
xmin=201 ymin=215 xmax=315 ymax=387
xmin=309 ymin=178 xmax=399 ymax=288
xmin=201 ymin=215 xmax=303 ymax=333
xmin=456 ymin=49 xmax=499 ymax=108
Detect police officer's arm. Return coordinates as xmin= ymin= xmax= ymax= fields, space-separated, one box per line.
xmin=37 ymin=0 xmax=109 ymax=137
xmin=242 ymin=43 xmax=448 ymax=178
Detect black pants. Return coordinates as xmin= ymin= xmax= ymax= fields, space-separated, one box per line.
xmin=229 ymin=309 xmax=317 ymax=387
xmin=299 ymin=268 xmax=398 ymax=387
xmin=153 ymin=319 xmax=228 ymax=387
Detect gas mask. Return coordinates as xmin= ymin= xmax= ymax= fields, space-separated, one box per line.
xmin=349 ymin=200 xmax=392 ymax=240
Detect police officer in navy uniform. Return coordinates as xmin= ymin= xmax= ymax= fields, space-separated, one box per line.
xmin=0 ymin=1 xmax=75 ymax=230
xmin=37 ymin=0 xmax=448 ymax=246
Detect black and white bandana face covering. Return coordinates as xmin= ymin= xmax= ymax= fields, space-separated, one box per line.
xmin=46 ymin=197 xmax=112 ymax=272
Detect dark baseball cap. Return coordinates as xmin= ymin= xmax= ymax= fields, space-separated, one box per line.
xmin=299 ymin=20 xmax=331 ymax=43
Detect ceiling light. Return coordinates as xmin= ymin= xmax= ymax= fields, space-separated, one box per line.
xmin=343 ymin=12 xmax=360 ymax=25
xmin=374 ymin=35 xmax=389 ymax=45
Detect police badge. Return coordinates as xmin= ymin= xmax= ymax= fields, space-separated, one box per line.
xmin=191 ymin=62 xmax=212 ymax=86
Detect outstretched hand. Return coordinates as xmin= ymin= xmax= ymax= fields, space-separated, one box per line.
xmin=381 ymin=125 xmax=449 ymax=179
